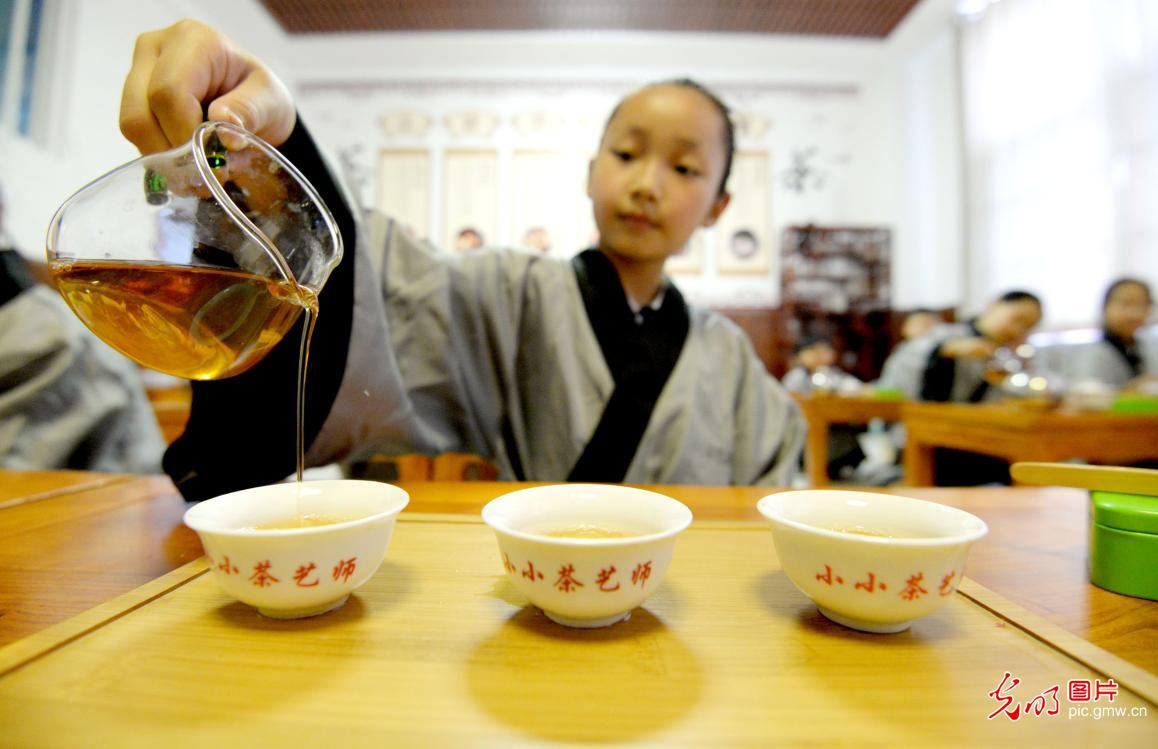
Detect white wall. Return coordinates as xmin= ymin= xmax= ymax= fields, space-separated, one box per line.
xmin=284 ymin=30 xmax=954 ymax=309
xmin=3 ymin=0 xmax=965 ymax=312
xmin=279 ymin=6 xmax=964 ymax=309
xmin=296 ymin=75 xmax=876 ymax=308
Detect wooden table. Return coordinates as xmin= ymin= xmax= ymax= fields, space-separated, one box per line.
xmin=791 ymin=394 xmax=904 ymax=487
xmin=0 ymin=472 xmax=1153 ymax=676
xmin=902 ymin=402 xmax=1158 ymax=486
xmin=0 ymin=474 xmax=199 ymax=642
xmin=1 ymin=503 xmax=1154 ymax=745
xmin=405 ymin=484 xmax=1158 ymax=676
xmin=0 ymin=469 xmax=132 ymax=509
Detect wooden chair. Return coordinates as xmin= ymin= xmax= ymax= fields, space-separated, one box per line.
xmin=142 ymin=379 xmax=501 ymax=483
xmin=145 ymin=384 xmax=192 ymax=444
xmin=348 ymin=452 xmax=499 ymax=482
xmin=348 ymin=454 xmax=434 ymax=482
xmin=432 ymin=452 xmax=500 ymax=481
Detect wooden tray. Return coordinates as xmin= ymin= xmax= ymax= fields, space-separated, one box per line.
xmin=1 ymin=515 xmax=1154 ymax=746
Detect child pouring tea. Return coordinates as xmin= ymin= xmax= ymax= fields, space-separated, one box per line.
xmin=781 ymin=336 xmax=841 ymax=394
xmin=117 ymin=20 xmax=804 ymax=502
xmin=877 ymin=290 xmax=1043 ymax=404
xmin=876 ymin=290 xmax=1043 ymax=485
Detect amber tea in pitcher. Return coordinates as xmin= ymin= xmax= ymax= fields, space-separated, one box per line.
xmin=46 ymin=121 xmax=341 ymax=381
xmin=51 ymin=259 xmax=317 ymax=380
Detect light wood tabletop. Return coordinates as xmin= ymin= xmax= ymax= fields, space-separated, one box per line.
xmin=0 ymin=474 xmax=198 ymax=643
xmin=0 ymin=470 xmax=1153 ymax=680
xmin=902 ymin=402 xmax=1158 ymax=486
xmin=1 ymin=471 xmax=1155 ymax=744
xmin=1 ymin=516 xmax=1155 ymax=746
xmin=0 ymin=469 xmax=133 ymax=509
xmin=413 ymin=483 xmax=1158 ymax=676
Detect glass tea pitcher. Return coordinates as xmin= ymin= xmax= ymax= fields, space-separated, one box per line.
xmin=46 ymin=121 xmax=342 ymax=380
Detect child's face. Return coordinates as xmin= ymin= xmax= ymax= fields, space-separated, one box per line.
xmin=455 ymin=230 xmax=482 ymax=251
xmin=1104 ymin=282 xmax=1152 ymax=338
xmin=587 ymin=85 xmax=730 ymax=266
xmin=901 ymin=312 xmax=939 ymax=340
xmin=983 ymin=299 xmax=1041 ymax=345
xmin=799 ymin=344 xmax=836 ymax=371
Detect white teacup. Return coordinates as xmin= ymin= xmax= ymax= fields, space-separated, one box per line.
xmin=757 ymin=490 xmax=988 ymax=633
xmin=184 ymin=479 xmax=409 ymax=619
xmin=482 ymin=484 xmax=693 ymax=628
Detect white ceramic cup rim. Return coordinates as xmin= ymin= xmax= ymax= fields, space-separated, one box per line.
xmin=183 ymin=479 xmax=409 ymax=537
xmin=481 ymin=483 xmax=693 ymax=546
xmin=756 ymin=490 xmax=988 ymax=547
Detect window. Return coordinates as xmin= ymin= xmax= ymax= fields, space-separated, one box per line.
xmin=959 ymin=0 xmax=1158 ymax=325
xmin=1 ymin=0 xmax=47 ymax=137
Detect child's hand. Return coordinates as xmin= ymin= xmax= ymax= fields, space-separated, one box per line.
xmin=119 ymin=19 xmax=295 ymax=155
xmin=939 ymin=337 xmax=997 ymax=360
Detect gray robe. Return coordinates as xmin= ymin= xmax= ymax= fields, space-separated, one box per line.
xmin=1054 ymin=337 xmax=1158 ymax=387
xmin=0 ymin=286 xmax=164 ymax=472
xmin=306 ymin=215 xmax=805 ymax=486
xmin=877 ymin=322 xmax=1001 ymax=403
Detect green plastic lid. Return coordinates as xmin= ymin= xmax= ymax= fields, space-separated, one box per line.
xmin=1091 ymin=491 xmax=1158 ymax=535
xmin=1110 ymin=394 xmax=1158 ymax=414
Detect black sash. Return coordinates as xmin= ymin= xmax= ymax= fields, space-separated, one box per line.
xmin=567 ymin=250 xmax=689 ymax=482
xmin=1105 ymin=329 xmax=1144 ymax=378
xmin=0 ymin=249 xmax=36 ymax=307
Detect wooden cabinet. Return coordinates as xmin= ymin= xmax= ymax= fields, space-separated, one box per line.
xmin=715 ymin=226 xmax=954 ymax=381
xmin=779 ymin=224 xmax=893 ymax=382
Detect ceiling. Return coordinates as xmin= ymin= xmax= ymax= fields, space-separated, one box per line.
xmin=259 ymin=1 xmax=923 ymax=39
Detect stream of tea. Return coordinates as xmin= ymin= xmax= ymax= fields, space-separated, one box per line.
xmin=52 ymin=259 xmax=319 ymax=524
xmin=294 ymin=295 xmax=319 ymax=489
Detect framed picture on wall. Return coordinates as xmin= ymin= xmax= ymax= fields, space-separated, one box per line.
xmin=377 ymin=149 xmax=431 ymax=241
xmin=665 ymin=230 xmax=705 ymax=275
xmin=511 ymin=150 xmax=570 ymax=257
xmin=443 ymin=149 xmax=499 ymax=251
xmin=716 ymin=151 xmax=772 ymax=275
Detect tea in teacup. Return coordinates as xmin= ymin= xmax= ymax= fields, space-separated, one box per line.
xmin=246 ymin=513 xmax=359 ymax=531
xmin=481 ymin=484 xmax=693 ymax=628
xmin=542 ymin=524 xmax=641 ymax=539
xmin=831 ymin=525 xmax=893 ymax=538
